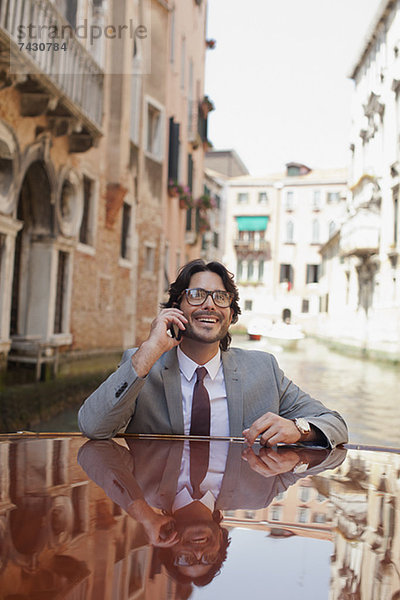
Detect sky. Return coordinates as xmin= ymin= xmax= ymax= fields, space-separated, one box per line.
xmin=205 ymin=0 xmax=383 ymax=176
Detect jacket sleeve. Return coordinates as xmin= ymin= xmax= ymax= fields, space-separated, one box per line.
xmin=78 ymin=439 xmax=146 ymax=510
xmin=78 ymin=349 xmax=145 ymax=439
xmin=271 ymin=354 xmax=348 ymax=448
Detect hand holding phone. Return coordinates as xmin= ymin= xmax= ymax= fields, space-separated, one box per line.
xmin=169 ymin=322 xmax=182 ymax=341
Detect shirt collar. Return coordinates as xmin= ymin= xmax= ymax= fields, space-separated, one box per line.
xmin=177 ymin=346 xmax=221 ymax=382
xmin=172 ymin=487 xmax=216 ymax=513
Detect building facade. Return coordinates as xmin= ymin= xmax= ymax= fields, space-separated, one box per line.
xmin=223 ymin=164 xmax=347 ymax=332
xmin=0 ymin=0 xmax=213 ymax=376
xmin=317 ymin=0 xmax=400 ymax=360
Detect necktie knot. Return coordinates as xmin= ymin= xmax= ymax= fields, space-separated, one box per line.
xmin=196 ymin=366 xmax=207 ymax=383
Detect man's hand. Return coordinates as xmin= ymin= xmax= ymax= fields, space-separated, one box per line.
xmin=243 ymin=412 xmax=308 ymax=446
xmin=128 ymin=499 xmax=179 ymax=547
xmin=131 ymin=308 xmax=188 ymax=377
xmin=242 ymin=445 xmax=302 ymax=477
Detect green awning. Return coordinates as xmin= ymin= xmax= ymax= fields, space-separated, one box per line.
xmin=236 ymin=216 xmax=269 ymax=231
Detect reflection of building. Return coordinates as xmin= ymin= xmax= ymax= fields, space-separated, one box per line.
xmin=0 ymin=0 xmax=213 ymax=377
xmin=221 ymin=163 xmax=347 ymax=331
xmin=318 ymin=0 xmax=400 ymax=360
xmin=0 ymin=437 xmax=180 ymax=598
xmin=315 ymin=450 xmax=400 ymax=600
xmin=223 ymin=475 xmax=332 ymax=541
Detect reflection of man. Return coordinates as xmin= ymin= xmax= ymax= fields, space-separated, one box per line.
xmin=78 ymin=259 xmax=348 ymax=447
xmin=78 ymin=438 xmax=346 ymax=587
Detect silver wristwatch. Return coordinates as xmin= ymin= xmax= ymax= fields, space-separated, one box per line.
xmin=292 ymin=417 xmax=311 ymax=441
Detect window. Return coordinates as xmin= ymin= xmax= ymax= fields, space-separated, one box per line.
xmin=54 ymin=251 xmax=69 ymax=334
xmin=312 ymin=190 xmax=321 ymax=209
xmin=180 ymin=38 xmax=186 ymax=89
xmin=237 ymin=259 xmax=243 ymax=280
xmin=145 ymin=97 xmax=164 ymax=161
xmin=327 ymin=191 xmax=340 ymax=203
xmin=286 ymin=220 xmax=294 ymax=243
xmin=237 ymin=192 xmax=249 ymax=204
xmin=311 ymin=219 xmax=320 ymax=243
xmin=258 ymin=259 xmax=264 ymax=282
xmin=271 ymin=506 xmax=282 ymax=521
xmin=313 ymin=513 xmax=326 ymax=524
xmin=299 ymin=487 xmax=310 ymax=502
xmin=79 ymin=175 xmax=95 ymax=246
xmin=258 ymin=191 xmax=268 ymax=204
xmin=144 ymin=245 xmax=155 ymax=273
xmin=301 ymin=299 xmax=309 ymax=313
xmin=120 ymin=202 xmax=131 ymax=259
xmin=0 ymin=233 xmax=5 ymax=284
xmin=213 ymin=231 xmax=219 ymax=248
xmin=306 ymin=264 xmax=319 ymax=284
xmin=319 ymin=294 xmax=329 ymax=312
xmin=393 ymin=189 xmax=399 ymax=245
xmin=285 ymin=191 xmax=294 ymax=210
xmin=328 ymin=220 xmax=337 ymax=238
xmin=169 ymin=9 xmax=175 ymax=63
xmin=297 ymin=508 xmax=309 ymax=523
xmin=280 ymin=264 xmax=294 ymax=285
xmin=244 ymin=300 xmax=253 ymax=311
xmin=247 ymin=259 xmax=254 ymax=280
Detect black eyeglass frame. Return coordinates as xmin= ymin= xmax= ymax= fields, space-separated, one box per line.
xmin=173 ymin=551 xmax=220 ymax=567
xmin=179 ymin=288 xmax=234 ymax=308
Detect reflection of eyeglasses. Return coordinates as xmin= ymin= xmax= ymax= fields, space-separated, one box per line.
xmin=181 ymin=288 xmax=233 ymax=308
xmin=173 ymin=551 xmax=220 ymax=567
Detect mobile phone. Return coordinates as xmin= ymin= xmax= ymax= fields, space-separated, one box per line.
xmin=169 ymin=323 xmax=182 ymax=341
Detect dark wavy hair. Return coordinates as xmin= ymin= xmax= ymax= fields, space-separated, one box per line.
xmin=158 ymin=513 xmax=231 ymax=587
xmin=162 ymin=259 xmax=241 ymax=351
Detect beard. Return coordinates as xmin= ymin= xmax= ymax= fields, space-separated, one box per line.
xmin=182 ymin=310 xmax=231 ymax=345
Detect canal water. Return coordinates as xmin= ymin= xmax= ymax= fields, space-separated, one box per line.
xmin=35 ymin=336 xmax=400 ymax=448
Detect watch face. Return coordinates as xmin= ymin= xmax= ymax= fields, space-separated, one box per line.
xmin=295 ymin=418 xmax=310 ymax=434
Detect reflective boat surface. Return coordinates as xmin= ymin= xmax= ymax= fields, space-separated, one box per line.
xmin=0 ymin=434 xmax=399 ymax=599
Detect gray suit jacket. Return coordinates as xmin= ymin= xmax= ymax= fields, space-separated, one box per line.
xmin=78 ymin=439 xmax=347 ymax=512
xmin=78 ymin=347 xmax=348 ymax=446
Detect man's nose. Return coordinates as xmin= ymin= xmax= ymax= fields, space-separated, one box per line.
xmin=203 ymin=294 xmax=216 ymax=309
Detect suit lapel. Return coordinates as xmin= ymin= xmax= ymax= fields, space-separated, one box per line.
xmin=222 ymin=350 xmax=243 ymax=436
xmin=161 ymin=349 xmax=185 ymax=434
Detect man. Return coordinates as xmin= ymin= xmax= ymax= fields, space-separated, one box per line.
xmin=78 ymin=437 xmax=347 ymax=587
xmin=78 ymin=259 xmax=348 ymax=446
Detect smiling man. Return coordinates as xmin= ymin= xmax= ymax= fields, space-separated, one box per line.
xmin=78 ymin=259 xmax=348 ymax=447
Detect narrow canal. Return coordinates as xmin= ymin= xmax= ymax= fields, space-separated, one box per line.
xmin=35 ymin=336 xmax=400 ymax=448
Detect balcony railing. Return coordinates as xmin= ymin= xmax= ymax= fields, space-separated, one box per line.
xmin=340 ymin=209 xmax=380 ymax=257
xmin=0 ymin=0 xmax=103 ymax=130
xmin=234 ymin=238 xmax=270 ymax=253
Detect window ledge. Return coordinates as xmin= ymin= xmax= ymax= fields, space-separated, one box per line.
xmin=49 ymin=333 xmax=73 ymax=346
xmin=77 ymin=242 xmax=96 ymax=256
xmin=118 ymin=257 xmax=133 ymax=269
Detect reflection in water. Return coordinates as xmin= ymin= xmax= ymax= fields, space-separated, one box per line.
xmin=1 ymin=435 xmax=400 ymax=599
xmin=233 ymin=336 xmax=400 ymax=447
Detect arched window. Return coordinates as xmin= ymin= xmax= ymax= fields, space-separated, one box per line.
xmin=312 ymin=219 xmax=320 ymax=243
xmin=286 ymin=220 xmax=294 ymax=243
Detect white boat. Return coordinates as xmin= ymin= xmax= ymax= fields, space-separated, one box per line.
xmin=264 ymin=323 xmax=305 ymax=350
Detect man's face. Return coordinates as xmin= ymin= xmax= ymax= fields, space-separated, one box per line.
xmin=179 ymin=271 xmax=233 ymax=346
xmin=171 ymin=519 xmax=223 ymax=579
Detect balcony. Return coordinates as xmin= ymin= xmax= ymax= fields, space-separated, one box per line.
xmin=340 ymin=209 xmax=380 ymax=257
xmin=234 ymin=238 xmax=270 ymax=257
xmin=0 ymin=0 xmax=103 ymax=146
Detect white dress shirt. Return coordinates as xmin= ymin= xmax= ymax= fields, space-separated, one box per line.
xmin=172 ymin=440 xmax=229 ymax=512
xmin=177 ymin=346 xmax=230 ymax=437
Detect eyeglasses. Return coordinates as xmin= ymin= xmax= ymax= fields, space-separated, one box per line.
xmin=181 ymin=288 xmax=233 ymax=308
xmin=173 ymin=551 xmax=219 ymax=567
